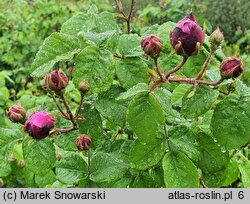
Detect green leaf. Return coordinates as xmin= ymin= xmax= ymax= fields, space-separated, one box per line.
xmin=197 ymin=133 xmax=229 ymax=174
xmin=211 ymin=94 xmax=250 ymax=149
xmin=55 ymin=153 xmax=88 ymax=184
xmin=158 ymin=52 xmax=182 ymax=73
xmin=0 ymin=128 xmax=23 ymax=157
xmin=31 ymin=33 xmax=81 ymax=77
xmin=155 ymin=22 xmax=176 ymax=54
xmin=116 ymin=57 xmax=149 ymax=89
xmin=204 ymin=157 xmax=239 ymax=187
xmin=152 ymin=88 xmax=186 ymax=124
xmin=35 ymin=170 xmax=56 ymax=187
xmin=181 ymin=48 xmax=208 ymax=77
xmin=131 ymin=172 xmax=156 ymax=188
xmin=0 ymin=156 xmax=11 ymax=177
xmin=235 ymin=79 xmax=250 ymax=97
xmin=96 ymin=12 xmax=119 ymax=32
xmin=95 ymin=85 xmax=127 ymax=128
xmin=97 ymin=174 xmax=132 ymax=188
xmin=162 ymin=152 xmax=199 ymax=188
xmin=23 ymin=138 xmax=56 ymax=175
xmin=116 ymin=83 xmax=148 ymax=100
xmin=126 ymin=93 xmax=165 ymax=141
xmin=237 ymin=153 xmax=250 ymax=187
xmin=117 ymin=34 xmax=142 ymax=57
xmin=77 ymin=103 xmax=103 ymax=148
xmin=171 ymin=84 xmax=192 ymax=107
xmin=118 ymin=140 xmax=133 ymax=164
xmin=129 ymin=139 xmax=166 ymax=170
xmin=23 ymin=167 xmax=36 ymax=187
xmin=61 ymin=13 xmax=96 ymax=35
xmin=181 ymin=85 xmax=219 ymax=118
xmin=54 ymin=130 xmax=79 ymax=151
xmin=73 ymin=46 xmax=114 ymax=93
xmin=90 ymin=152 xmax=129 ymax=183
xmin=168 ymin=125 xmax=200 ymax=163
xmin=79 ymin=31 xmax=116 ymax=46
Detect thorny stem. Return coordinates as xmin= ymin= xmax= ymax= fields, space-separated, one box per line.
xmin=168 ymin=78 xmax=223 ymax=86
xmin=51 ymin=94 xmax=68 ymax=119
xmin=149 ymin=57 xmax=188 ymax=93
xmin=60 ymin=95 xmax=77 ymax=128
xmin=195 ymin=49 xmax=215 ymax=80
xmin=127 ymin=0 xmax=136 ymax=34
xmin=51 ymin=94 xmax=80 ymax=136
xmin=154 ymin=58 xmax=165 ymax=81
xmin=56 ymin=126 xmax=78 ymax=134
xmin=74 ymin=93 xmax=84 ymax=119
xmin=114 ymin=0 xmax=126 ymax=17
xmin=165 ymin=56 xmax=188 ymax=78
xmin=149 ymin=79 xmax=162 ymax=93
xmin=114 ymin=0 xmax=137 ymax=34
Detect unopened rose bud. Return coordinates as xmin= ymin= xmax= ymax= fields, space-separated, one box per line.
xmin=170 ymin=12 xmax=204 ymax=56
xmin=75 ymin=135 xmax=91 ymax=151
xmin=26 ymin=82 xmax=33 ymax=89
xmin=56 ymin=152 xmax=62 ymax=161
xmin=43 ymin=69 xmax=69 ymax=93
xmin=78 ymin=80 xmax=90 ymax=95
xmin=7 ymin=104 xmax=26 ymax=123
xmin=21 ymin=78 xmax=27 ymax=84
xmin=18 ymin=160 xmax=25 ymax=168
xmin=220 ymin=57 xmax=243 ymax=79
xmin=24 ymin=111 xmax=55 ymax=140
xmin=209 ymin=27 xmax=224 ymax=50
xmin=141 ymin=35 xmax=162 ymax=58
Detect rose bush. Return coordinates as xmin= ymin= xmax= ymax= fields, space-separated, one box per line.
xmin=0 ymin=1 xmax=249 ymax=188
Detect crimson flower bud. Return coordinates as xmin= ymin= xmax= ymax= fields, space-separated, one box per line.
xmin=141 ymin=35 xmax=162 ymax=58
xmin=7 ymin=104 xmax=26 ymax=123
xmin=43 ymin=69 xmax=68 ymax=93
xmin=170 ymin=12 xmax=204 ymax=56
xmin=209 ymin=28 xmax=224 ymax=50
xmin=24 ymin=111 xmax=55 ymax=140
xmin=78 ymin=80 xmax=90 ymax=95
xmin=75 ymin=135 xmax=91 ymax=151
xmin=220 ymin=57 xmax=243 ymax=79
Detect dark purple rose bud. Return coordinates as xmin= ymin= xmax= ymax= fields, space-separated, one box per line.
xmin=170 ymin=12 xmax=204 ymax=56
xmin=43 ymin=69 xmax=69 ymax=93
xmin=220 ymin=57 xmax=244 ymax=79
xmin=24 ymin=111 xmax=55 ymax=140
xmin=78 ymin=80 xmax=90 ymax=95
xmin=141 ymin=35 xmax=162 ymax=58
xmin=75 ymin=135 xmax=91 ymax=151
xmin=7 ymin=104 xmax=26 ymax=123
